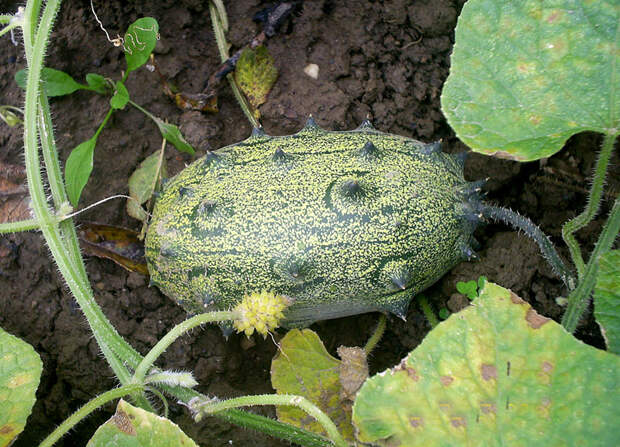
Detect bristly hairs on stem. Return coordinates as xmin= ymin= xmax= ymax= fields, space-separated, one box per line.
xmin=561 ymin=132 xmax=616 ymax=280
xmin=475 ymin=203 xmax=576 ymax=290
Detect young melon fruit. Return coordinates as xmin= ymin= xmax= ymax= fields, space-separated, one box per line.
xmin=145 ymin=119 xmax=483 ymax=328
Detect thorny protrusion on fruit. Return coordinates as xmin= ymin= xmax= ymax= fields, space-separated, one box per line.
xmin=359 ymin=141 xmax=380 ymax=158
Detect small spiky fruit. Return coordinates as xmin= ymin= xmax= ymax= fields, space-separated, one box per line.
xmin=233 ymin=291 xmax=291 ymax=337
xmin=145 ymin=119 xmax=483 ymax=327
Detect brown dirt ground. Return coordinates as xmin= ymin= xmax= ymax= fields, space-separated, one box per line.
xmin=0 ymin=0 xmax=617 ymax=445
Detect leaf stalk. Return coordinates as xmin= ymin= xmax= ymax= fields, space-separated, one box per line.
xmin=37 ymin=384 xmax=144 ymax=447
xmin=190 ymin=394 xmax=347 ymax=447
xmin=562 ymin=132 xmax=617 ymax=279
xmin=561 ymin=197 xmax=620 ymax=333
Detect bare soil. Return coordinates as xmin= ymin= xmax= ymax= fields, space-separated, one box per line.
xmin=0 ymin=0 xmax=616 ymax=445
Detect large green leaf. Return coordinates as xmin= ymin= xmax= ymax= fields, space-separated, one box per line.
xmin=353 ymin=282 xmax=620 ymax=446
xmin=0 ymin=327 xmax=42 ymax=447
xmin=124 ymin=18 xmax=159 ymax=74
xmin=86 ymin=399 xmax=197 ymax=447
xmin=441 ymin=0 xmax=618 ymax=161
xmin=594 ymin=250 xmax=620 ymax=355
xmin=271 ymin=329 xmax=356 ymax=441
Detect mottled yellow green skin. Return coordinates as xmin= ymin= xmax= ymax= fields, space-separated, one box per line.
xmin=145 ymin=121 xmax=479 ymax=327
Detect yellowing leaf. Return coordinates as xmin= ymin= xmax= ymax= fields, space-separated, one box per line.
xmin=594 ymin=250 xmax=620 ymax=354
xmin=0 ymin=327 xmax=42 ymax=447
xmin=271 ymin=329 xmax=356 ymax=441
xmin=353 ymin=282 xmax=620 ymax=446
xmin=78 ymin=223 xmax=148 ymax=274
xmin=127 ymin=151 xmax=167 ymax=222
xmin=235 ymin=46 xmax=278 ymax=115
xmin=86 ymin=399 xmax=197 ymax=447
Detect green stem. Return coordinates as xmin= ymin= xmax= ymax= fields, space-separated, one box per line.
xmin=128 ymin=99 xmax=155 ymax=120
xmin=21 ymin=0 xmax=140 ymax=389
xmin=146 ymin=386 xmax=169 ymax=418
xmin=191 ymin=394 xmax=348 ymax=447
xmin=98 ymin=342 xmax=153 ymax=413
xmin=0 ymin=13 xmax=15 ymax=24
xmin=37 ymin=384 xmax=143 ymax=447
xmin=37 ymin=86 xmax=141 ymax=380
xmin=0 ymin=105 xmax=23 ymax=114
xmin=478 ymin=204 xmax=575 ymax=289
xmin=208 ymin=1 xmax=259 ymax=128
xmin=561 ymin=197 xmax=620 ymax=333
xmin=38 ymin=93 xmax=84 ymax=275
xmin=132 ymin=311 xmax=236 ymax=384
xmin=217 ymin=408 xmax=333 ymax=447
xmin=149 ymin=384 xmax=330 ymax=446
xmin=22 ymin=0 xmax=42 ymax=61
xmin=418 ymin=295 xmax=439 ymax=328
xmin=94 ymin=107 xmax=114 ymax=138
xmin=562 ymin=132 xmax=617 ymax=280
xmin=364 ymin=313 xmax=387 ymax=354
xmin=211 ymin=0 xmax=228 ymax=31
xmin=0 ymin=21 xmax=19 ymax=38
xmin=0 ymin=219 xmax=39 ymax=233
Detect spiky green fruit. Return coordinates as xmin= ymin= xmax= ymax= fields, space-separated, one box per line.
xmin=145 ymin=119 xmax=482 ymax=327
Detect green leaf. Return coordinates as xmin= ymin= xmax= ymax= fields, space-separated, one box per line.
xmin=594 ymin=250 xmax=620 ymax=355
xmin=65 ymin=136 xmax=97 ymax=207
xmin=0 ymin=108 xmax=22 ymax=127
xmin=441 ymin=0 xmax=618 ymax=161
xmin=110 ymin=81 xmax=129 ymax=110
xmin=152 ymin=119 xmax=195 ymax=155
xmin=271 ymin=329 xmax=356 ymax=442
xmin=85 ymin=73 xmax=109 ymax=94
xmin=235 ymin=46 xmax=278 ymax=115
xmin=456 ymin=280 xmax=478 ymax=300
xmin=124 ymin=17 xmax=159 ymax=73
xmin=127 ymin=151 xmax=167 ymax=222
xmin=0 ymin=327 xmax=42 ymax=447
xmin=86 ymin=399 xmax=197 ymax=447
xmin=353 ymin=282 xmax=620 ymax=446
xmin=15 ymin=67 xmax=86 ymax=97
xmin=438 ymin=308 xmax=450 ymax=320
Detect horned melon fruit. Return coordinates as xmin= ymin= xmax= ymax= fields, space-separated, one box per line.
xmin=145 ymin=118 xmax=483 ymax=328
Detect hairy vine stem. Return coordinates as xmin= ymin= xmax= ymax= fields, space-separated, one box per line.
xmin=417 ymin=295 xmax=439 ymax=329
xmin=189 ymin=394 xmax=347 ymax=447
xmin=562 ymin=132 xmax=617 ymax=280
xmin=562 ymin=197 xmax=620 ymax=333
xmin=0 ymin=218 xmax=39 ymax=233
xmin=364 ymin=313 xmax=387 ymax=354
xmin=37 ymin=384 xmax=144 ymax=447
xmin=208 ymin=0 xmax=259 ymax=128
xmin=476 ymin=203 xmax=576 ymax=290
xmin=132 ymin=311 xmax=236 ymax=384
